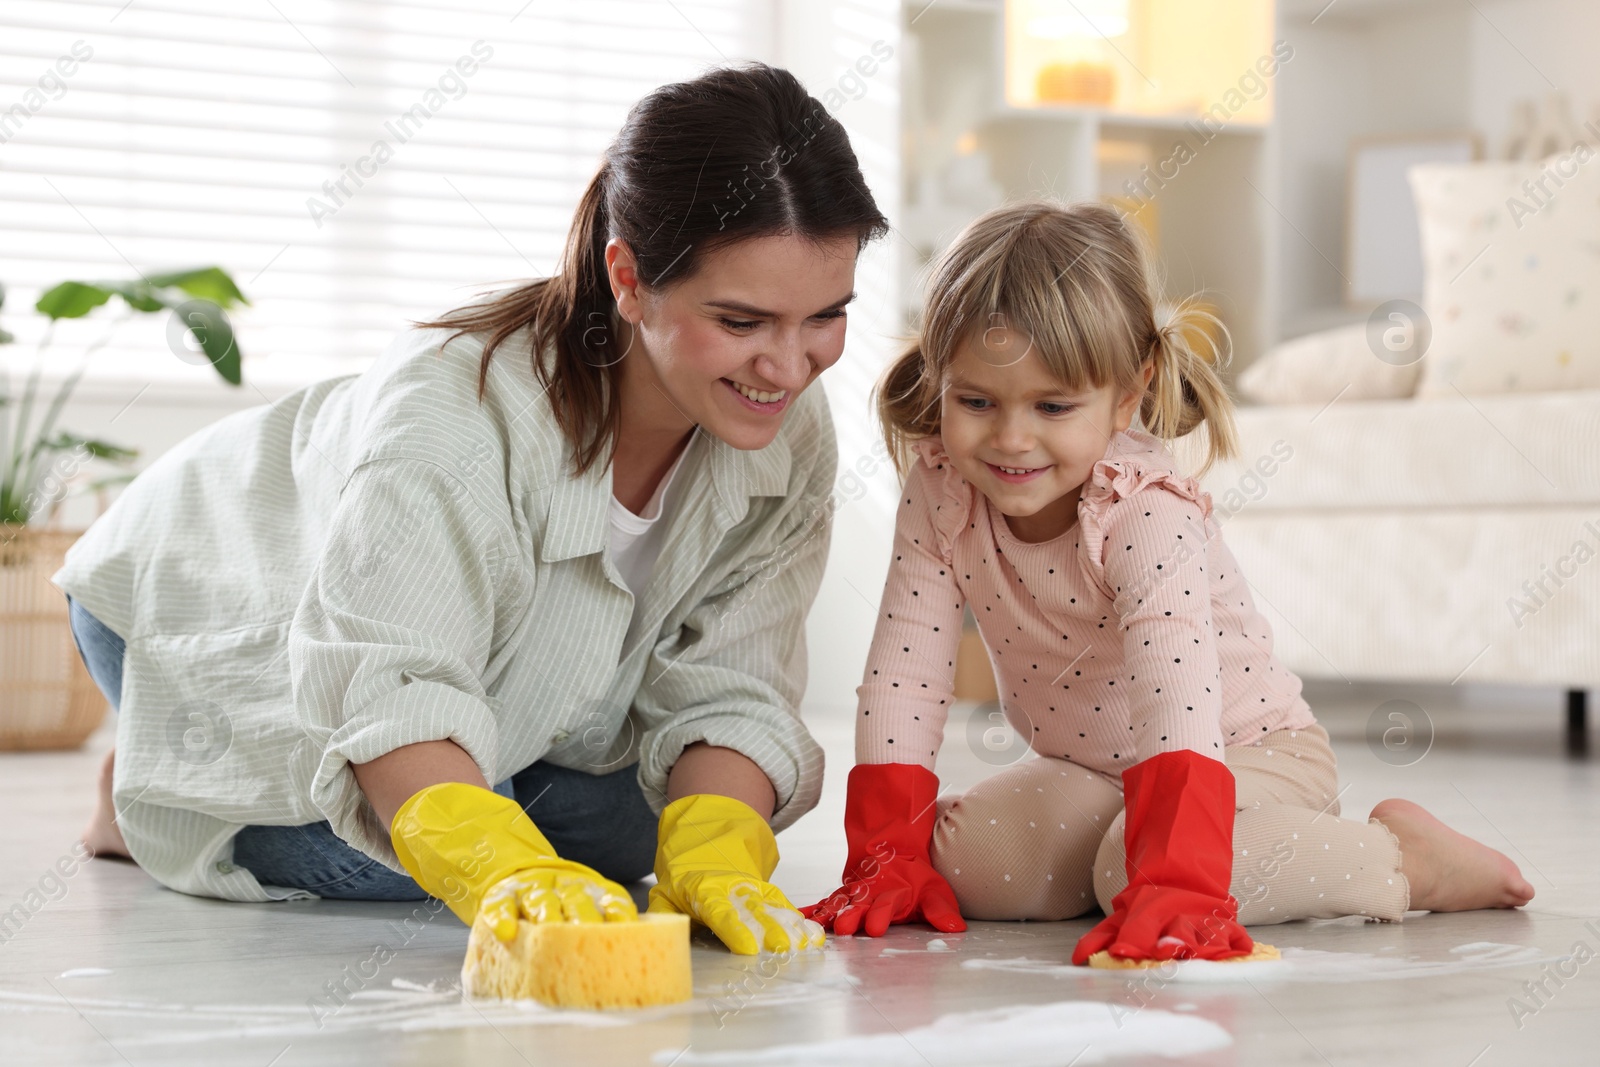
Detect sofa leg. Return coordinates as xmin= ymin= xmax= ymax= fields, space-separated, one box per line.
xmin=1567 ymin=689 xmax=1589 ymax=758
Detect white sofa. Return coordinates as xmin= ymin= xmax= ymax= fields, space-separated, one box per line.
xmin=1198 ymin=387 xmax=1600 ymax=749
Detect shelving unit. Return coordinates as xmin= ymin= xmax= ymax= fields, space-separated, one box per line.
xmin=897 ymin=0 xmax=1279 ymax=376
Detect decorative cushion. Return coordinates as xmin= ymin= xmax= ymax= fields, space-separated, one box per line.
xmin=1409 ymin=156 xmax=1600 ymax=397
xmin=1237 ymin=324 xmax=1422 ymax=406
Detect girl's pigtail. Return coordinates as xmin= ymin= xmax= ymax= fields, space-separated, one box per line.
xmin=875 ymin=340 xmax=941 ymax=476
xmin=1140 ymin=300 xmax=1240 ymax=479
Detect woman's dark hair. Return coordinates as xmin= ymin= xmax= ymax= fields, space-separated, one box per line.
xmin=414 ymin=62 xmax=890 ymax=474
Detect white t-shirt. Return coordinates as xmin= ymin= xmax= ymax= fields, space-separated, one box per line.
xmin=609 ymin=444 xmax=690 ymax=600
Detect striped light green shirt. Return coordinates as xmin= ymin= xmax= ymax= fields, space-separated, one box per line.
xmin=52 ymin=320 xmax=834 ymax=903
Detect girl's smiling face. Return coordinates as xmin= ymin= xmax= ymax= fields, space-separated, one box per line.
xmin=939 ymin=326 xmax=1152 ymax=543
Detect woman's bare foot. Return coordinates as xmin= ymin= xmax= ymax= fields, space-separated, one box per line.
xmin=80 ymin=748 xmax=131 ymax=860
xmin=1369 ymin=798 xmax=1534 ymax=912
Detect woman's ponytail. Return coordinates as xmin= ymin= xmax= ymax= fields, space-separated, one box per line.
xmin=413 ymin=159 xmax=623 ymax=474
xmin=543 ymin=160 xmax=624 ymax=472
xmin=1140 ymin=300 xmax=1240 ymax=479
xmin=559 ymin=159 xmax=618 ymax=368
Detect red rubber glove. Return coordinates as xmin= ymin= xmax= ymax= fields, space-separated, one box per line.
xmin=1072 ymin=749 xmax=1254 ymax=965
xmin=801 ymin=763 xmax=966 ymax=937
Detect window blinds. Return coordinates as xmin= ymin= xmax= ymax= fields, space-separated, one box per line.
xmin=0 ymin=0 xmax=765 ymax=388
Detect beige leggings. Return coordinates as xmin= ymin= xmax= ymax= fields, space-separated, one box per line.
xmin=930 ymin=722 xmax=1411 ymax=926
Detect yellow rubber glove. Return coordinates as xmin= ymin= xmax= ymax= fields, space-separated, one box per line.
xmin=389 ymin=781 xmax=636 ymax=941
xmin=646 ymin=793 xmax=826 ymax=955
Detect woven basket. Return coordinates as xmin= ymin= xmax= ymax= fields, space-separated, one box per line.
xmin=0 ymin=524 xmax=107 ymax=750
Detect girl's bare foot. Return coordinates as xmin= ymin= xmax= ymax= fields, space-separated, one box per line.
xmin=80 ymin=748 xmax=131 ymax=860
xmin=1369 ymin=798 xmax=1534 ymax=912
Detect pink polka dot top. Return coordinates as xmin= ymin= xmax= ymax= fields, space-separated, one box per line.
xmin=854 ymin=427 xmax=1317 ymax=780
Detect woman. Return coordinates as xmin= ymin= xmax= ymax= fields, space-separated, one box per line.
xmin=57 ymin=62 xmax=888 ymax=956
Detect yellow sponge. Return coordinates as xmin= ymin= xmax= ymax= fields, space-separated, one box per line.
xmin=1087 ymin=941 xmax=1280 ymax=969
xmin=461 ymin=912 xmax=693 ymax=1009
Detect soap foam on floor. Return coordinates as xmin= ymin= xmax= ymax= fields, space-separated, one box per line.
xmin=960 ymin=956 xmax=1287 ymax=984
xmin=879 ymin=938 xmax=956 ymax=956
xmin=0 ymin=982 xmax=650 ymax=1044
xmin=957 ymin=941 xmax=1559 ymax=985
xmin=4 ymin=940 xmax=1560 ymax=1053
xmin=390 ymin=978 xmax=448 ymax=994
xmin=1274 ymin=941 xmax=1556 ymax=982
xmin=690 ymin=977 xmax=857 ymax=1011
xmin=0 ymin=970 xmax=858 ymax=1044
xmin=652 ymin=999 xmax=1231 ymax=1066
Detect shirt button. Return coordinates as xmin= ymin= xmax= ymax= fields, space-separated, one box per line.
xmin=216 ymin=861 xmax=234 ymax=874
xmin=551 ymin=731 xmax=571 ymax=745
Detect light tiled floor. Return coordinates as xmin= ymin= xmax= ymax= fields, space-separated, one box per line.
xmin=2 ymin=680 xmax=1596 ymax=1065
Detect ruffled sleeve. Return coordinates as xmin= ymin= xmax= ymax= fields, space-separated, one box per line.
xmin=908 ymin=436 xmax=975 ymax=565
xmin=1077 ymin=449 xmax=1213 ymax=599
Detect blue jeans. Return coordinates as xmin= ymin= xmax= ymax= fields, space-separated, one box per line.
xmin=65 ymin=594 xmax=658 ymax=899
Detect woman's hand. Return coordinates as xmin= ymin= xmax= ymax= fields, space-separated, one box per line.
xmin=388 ymin=781 xmax=637 ymax=939
xmin=647 ymin=793 xmax=825 ymax=955
xmin=478 ymin=865 xmax=635 ymax=939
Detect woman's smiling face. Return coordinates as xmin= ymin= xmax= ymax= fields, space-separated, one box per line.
xmin=609 ymin=232 xmax=859 ymax=451
xmin=938 ymin=326 xmax=1152 ymax=543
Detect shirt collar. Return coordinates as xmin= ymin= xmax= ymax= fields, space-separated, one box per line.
xmin=537 ymin=423 xmax=794 ymax=565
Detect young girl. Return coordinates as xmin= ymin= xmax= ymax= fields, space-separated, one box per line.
xmin=59 ymin=63 xmax=883 ymax=957
xmin=804 ymin=200 xmax=1535 ymax=962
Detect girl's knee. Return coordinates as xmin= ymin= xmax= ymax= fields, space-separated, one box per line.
xmin=931 ymin=780 xmax=1103 ymax=921
xmin=929 ymin=790 xmax=1004 ymax=879
xmin=1091 ymin=811 xmax=1128 ymax=915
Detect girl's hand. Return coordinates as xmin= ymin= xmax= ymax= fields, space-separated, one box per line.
xmin=1072 ymin=885 xmax=1253 ymax=963
xmin=801 ymin=762 xmax=967 ymax=938
xmin=802 ymin=844 xmax=964 ymax=936
xmin=1071 ymin=749 xmax=1254 ymax=965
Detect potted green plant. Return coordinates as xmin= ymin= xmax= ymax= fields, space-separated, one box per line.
xmin=0 ymin=268 xmax=248 ymax=749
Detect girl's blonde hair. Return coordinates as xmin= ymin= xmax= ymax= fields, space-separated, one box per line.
xmin=876 ymin=199 xmax=1239 ymax=478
